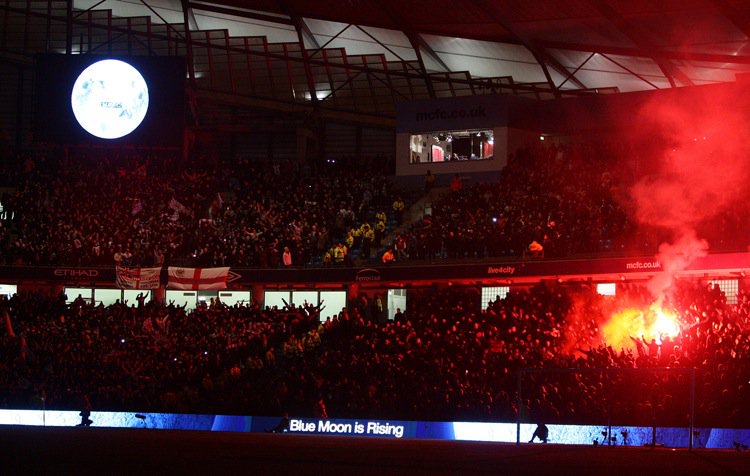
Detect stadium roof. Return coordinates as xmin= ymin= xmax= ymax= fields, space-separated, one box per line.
xmin=16 ymin=1 xmax=750 ymax=125
xmin=179 ymin=0 xmax=750 ymax=91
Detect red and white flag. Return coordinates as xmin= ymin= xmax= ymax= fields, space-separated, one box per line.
xmin=116 ymin=266 xmax=161 ymax=289
xmin=167 ymin=267 xmax=230 ymax=290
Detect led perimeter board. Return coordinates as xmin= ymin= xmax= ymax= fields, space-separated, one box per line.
xmin=33 ymin=54 xmax=185 ymax=147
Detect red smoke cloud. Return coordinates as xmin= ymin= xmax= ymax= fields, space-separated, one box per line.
xmin=571 ymin=82 xmax=750 ymax=353
xmin=627 ymin=83 xmax=750 ymax=296
xmin=630 ymin=84 xmax=750 ymax=234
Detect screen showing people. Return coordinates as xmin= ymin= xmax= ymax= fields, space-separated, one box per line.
xmin=410 ymin=130 xmax=493 ymax=164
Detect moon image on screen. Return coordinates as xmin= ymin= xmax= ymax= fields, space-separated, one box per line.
xmin=70 ymin=59 xmax=149 ymax=139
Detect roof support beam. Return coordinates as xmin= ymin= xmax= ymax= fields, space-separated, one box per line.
xmin=295 ymin=17 xmax=320 ymax=50
xmin=180 ymin=0 xmax=196 ymax=82
xmin=471 ymin=0 xmax=587 ymax=97
xmin=600 ymin=53 xmax=661 ymax=89
xmin=72 ymin=0 xmax=107 ymax=19
xmin=308 ymin=23 xmax=353 ymax=59
xmin=183 ymin=33 xmax=568 ymax=95
xmin=409 ymin=33 xmax=450 ymax=73
xmin=587 ymin=0 xmax=691 ymax=88
xmin=405 ymin=32 xmax=436 ymax=98
xmin=182 ymin=1 xmax=199 ymax=31
xmin=557 ymin=52 xmax=596 ymax=89
xmin=355 ymin=25 xmax=417 ymax=72
xmin=367 ymin=1 xmax=443 ymax=98
xmin=66 ymin=0 xmax=73 ymax=54
xmin=139 ymin=0 xmax=187 ymax=41
xmin=187 ymin=2 xmax=293 ymax=26
xmin=279 ymin=1 xmax=319 ymax=107
xmin=541 ymin=39 xmax=750 ymax=65
xmin=354 ymin=24 xmax=439 ymax=98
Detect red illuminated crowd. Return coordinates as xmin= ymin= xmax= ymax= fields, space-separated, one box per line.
xmin=390 ymin=143 xmax=631 ymax=260
xmin=0 ymin=151 xmax=396 ymax=268
xmin=2 ymin=141 xmax=750 ymax=269
xmin=0 ymin=280 xmax=747 ymax=427
xmin=0 ymin=141 xmax=749 ymax=429
xmin=387 ymin=141 xmax=750 ymax=262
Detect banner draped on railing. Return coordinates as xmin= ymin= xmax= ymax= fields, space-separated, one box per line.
xmin=167 ymin=267 xmax=230 ymax=290
xmin=115 ymin=267 xmax=161 ymax=289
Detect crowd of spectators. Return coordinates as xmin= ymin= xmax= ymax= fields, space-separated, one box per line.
xmin=2 ymin=139 xmax=749 ymax=268
xmin=381 ymin=143 xmax=632 ymax=262
xmin=386 ymin=141 xmax=750 ymax=262
xmin=0 ymin=141 xmax=749 ymax=430
xmin=0 ymin=279 xmax=747 ymax=428
xmin=0 ymin=150 xmax=396 ymax=268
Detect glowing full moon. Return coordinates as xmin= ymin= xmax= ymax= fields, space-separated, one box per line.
xmin=70 ymin=59 xmax=149 ymax=139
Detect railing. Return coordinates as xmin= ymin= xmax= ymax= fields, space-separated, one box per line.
xmin=517 ymin=367 xmax=703 ymax=449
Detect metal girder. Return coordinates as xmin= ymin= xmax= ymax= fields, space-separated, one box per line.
xmin=542 ymin=53 xmax=588 ymax=91
xmin=187 ymin=1 xmax=293 ymax=26
xmin=183 ymin=33 xmax=569 ymax=96
xmin=82 ymin=5 xmax=506 ymax=93
xmin=180 ymin=0 xmax=196 ymax=82
xmin=66 ymin=0 xmax=73 ymax=54
xmin=587 ymin=0 xmax=692 ymax=88
xmin=529 ymin=47 xmax=563 ymax=98
xmin=355 ymin=25 xmax=417 ymax=73
xmin=470 ymin=0 xmax=586 ymax=98
xmin=292 ymin=22 xmax=320 ymax=106
xmin=408 ymin=32 xmax=450 ymax=73
xmin=182 ymin=0 xmax=199 ymax=31
xmin=307 ymin=23 xmax=353 ymax=59
xmin=2 ymin=4 xmax=185 ymax=54
xmin=557 ymin=52 xmax=596 ymax=90
xmin=278 ymin=0 xmax=319 ymax=107
xmin=294 ymin=17 xmax=320 ymax=50
xmin=276 ymin=0 xmax=320 ymax=49
xmin=0 ymin=2 xmax=569 ymax=99
xmin=357 ymin=26 xmax=426 ymax=101
xmin=541 ymin=39 xmax=750 ymax=65
xmin=180 ymin=0 xmax=200 ymax=128
xmin=372 ymin=0 xmax=450 ymax=98
xmin=72 ymin=0 xmax=106 ymax=19
xmin=405 ymin=31 xmax=436 ymax=98
xmin=135 ymin=0 xmax=187 ymax=41
xmin=354 ymin=24 xmax=437 ymax=99
xmin=599 ymin=53 xmax=660 ymax=89
xmin=290 ymin=16 xmax=431 ymax=101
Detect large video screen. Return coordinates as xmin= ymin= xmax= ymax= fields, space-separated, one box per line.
xmin=409 ymin=129 xmax=494 ymax=164
xmin=33 ymin=54 xmax=185 ymax=147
